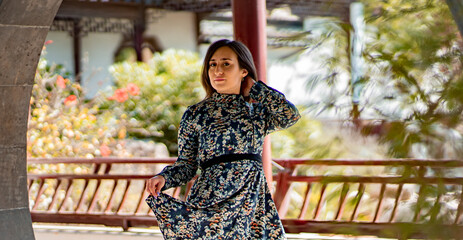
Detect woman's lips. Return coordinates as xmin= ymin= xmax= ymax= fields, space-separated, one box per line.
xmin=214 ymin=78 xmax=225 ymax=82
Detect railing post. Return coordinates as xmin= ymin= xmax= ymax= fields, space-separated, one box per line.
xmin=274 ymin=160 xmax=295 ymax=217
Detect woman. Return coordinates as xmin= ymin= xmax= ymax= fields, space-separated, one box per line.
xmin=146 ymin=39 xmax=300 ymax=239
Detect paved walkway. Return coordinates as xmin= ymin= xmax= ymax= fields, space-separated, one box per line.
xmin=33 ymin=224 xmax=164 ymax=240
xmin=33 ymin=224 xmax=393 ymax=240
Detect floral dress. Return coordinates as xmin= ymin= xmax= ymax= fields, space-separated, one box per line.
xmin=146 ymin=80 xmax=300 ymax=239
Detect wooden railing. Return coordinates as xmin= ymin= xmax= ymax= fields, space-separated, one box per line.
xmin=27 ymin=158 xmax=463 ymax=239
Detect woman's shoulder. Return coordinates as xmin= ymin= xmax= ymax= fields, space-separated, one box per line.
xmin=189 ymin=97 xmax=213 ymax=110
xmin=185 ymin=97 xmax=213 ymax=115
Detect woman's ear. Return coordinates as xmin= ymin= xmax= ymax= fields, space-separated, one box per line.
xmin=241 ymin=69 xmax=248 ymax=78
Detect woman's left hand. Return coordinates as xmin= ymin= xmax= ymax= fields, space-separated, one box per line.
xmin=241 ymin=76 xmax=256 ymax=97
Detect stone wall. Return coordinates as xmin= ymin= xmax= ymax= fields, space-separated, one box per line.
xmin=0 ymin=0 xmax=62 ymax=239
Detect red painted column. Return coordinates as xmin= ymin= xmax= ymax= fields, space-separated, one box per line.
xmin=232 ymin=0 xmax=273 ymax=190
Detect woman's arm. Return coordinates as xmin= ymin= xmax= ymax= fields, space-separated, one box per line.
xmin=248 ymin=80 xmax=301 ymax=135
xmin=154 ymin=107 xmax=199 ymax=191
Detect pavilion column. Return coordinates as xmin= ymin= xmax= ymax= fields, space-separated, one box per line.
xmin=72 ymin=18 xmax=82 ymax=83
xmin=232 ymin=0 xmax=273 ymax=189
xmin=133 ymin=4 xmax=146 ymax=62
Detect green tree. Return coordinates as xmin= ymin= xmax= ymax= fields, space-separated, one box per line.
xmin=99 ymin=49 xmax=204 ymax=155
xmin=360 ymin=0 xmax=463 ymax=158
xmin=294 ymin=0 xmax=463 ymax=158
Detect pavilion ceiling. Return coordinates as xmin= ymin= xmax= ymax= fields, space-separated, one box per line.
xmin=60 ymin=0 xmax=355 ymax=20
xmin=52 ymin=0 xmax=356 ymax=51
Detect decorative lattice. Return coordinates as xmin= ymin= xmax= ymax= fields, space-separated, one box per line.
xmin=51 ymin=17 xmax=134 ymax=35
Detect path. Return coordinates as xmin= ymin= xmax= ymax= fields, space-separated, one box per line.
xmin=33 ymin=223 xmax=393 ymax=240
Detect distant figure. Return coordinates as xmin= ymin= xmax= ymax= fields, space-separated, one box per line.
xmin=145 ymin=39 xmax=300 ymax=239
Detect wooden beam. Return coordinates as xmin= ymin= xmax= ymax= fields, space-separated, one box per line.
xmin=27 ymin=157 xmax=463 ymax=167
xmin=204 ymin=15 xmax=303 ymax=28
xmin=57 ymin=1 xmax=140 ymax=19
xmin=270 ymin=0 xmax=355 ymax=4
xmin=281 ymin=220 xmax=463 ymax=238
xmin=291 ymin=6 xmax=350 ymax=21
xmin=152 ymin=1 xmax=231 ymax=12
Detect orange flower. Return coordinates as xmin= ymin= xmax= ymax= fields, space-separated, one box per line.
xmin=64 ymin=95 xmax=77 ymax=105
xmin=56 ymin=75 xmax=66 ymax=89
xmin=109 ymin=88 xmax=129 ymax=103
xmin=126 ymin=83 xmax=140 ymax=96
xmin=99 ymin=144 xmax=111 ymax=157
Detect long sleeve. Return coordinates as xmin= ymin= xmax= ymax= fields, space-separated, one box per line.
xmin=249 ymin=80 xmax=301 ymax=135
xmin=156 ymin=107 xmax=199 ymax=190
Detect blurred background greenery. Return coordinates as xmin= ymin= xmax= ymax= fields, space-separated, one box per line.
xmin=277 ymin=0 xmax=463 ymax=160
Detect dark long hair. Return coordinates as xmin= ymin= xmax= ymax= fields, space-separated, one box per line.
xmin=201 ymin=39 xmax=258 ymax=98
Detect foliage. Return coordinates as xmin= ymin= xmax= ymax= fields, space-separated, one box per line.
xmin=292 ymin=0 xmax=463 ymax=158
xmin=271 ymin=106 xmax=389 ymax=160
xmin=28 ymin=47 xmax=129 ymax=165
xmin=99 ymin=49 xmax=204 ymax=155
xmin=274 ymin=2 xmax=463 ymax=227
xmin=29 ymin=47 xmax=204 ymax=165
xmin=360 ymin=0 xmax=463 ymax=158
xmin=271 ymin=117 xmax=332 ymax=159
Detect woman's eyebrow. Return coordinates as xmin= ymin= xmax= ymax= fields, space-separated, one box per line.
xmin=210 ymin=58 xmax=232 ymax=61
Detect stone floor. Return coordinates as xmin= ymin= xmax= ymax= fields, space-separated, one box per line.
xmin=33 ymin=223 xmax=395 ymax=240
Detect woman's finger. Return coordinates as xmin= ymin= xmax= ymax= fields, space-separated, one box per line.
xmin=155 ymin=181 xmax=162 ymax=196
xmin=147 ymin=179 xmax=156 ymax=196
xmin=145 ymin=179 xmax=152 ymax=195
xmin=153 ymin=181 xmax=159 ymax=197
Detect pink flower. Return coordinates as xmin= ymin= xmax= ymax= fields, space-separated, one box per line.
xmin=109 ymin=88 xmax=129 ymax=103
xmin=64 ymin=95 xmax=77 ymax=105
xmin=126 ymin=83 xmax=140 ymax=96
xmin=56 ymin=75 xmax=66 ymax=89
xmin=100 ymin=144 xmax=111 ymax=157
xmin=44 ymin=40 xmax=53 ymax=45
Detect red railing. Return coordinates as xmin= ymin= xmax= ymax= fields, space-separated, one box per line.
xmin=28 ymin=158 xmax=463 ymax=239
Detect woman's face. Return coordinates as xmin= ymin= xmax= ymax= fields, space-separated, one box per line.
xmin=208 ymin=46 xmax=248 ymax=95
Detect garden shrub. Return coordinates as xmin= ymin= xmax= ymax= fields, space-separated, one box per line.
xmin=100 ymin=49 xmax=204 ymax=155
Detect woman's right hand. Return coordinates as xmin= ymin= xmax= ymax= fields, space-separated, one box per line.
xmin=146 ymin=175 xmax=166 ymax=198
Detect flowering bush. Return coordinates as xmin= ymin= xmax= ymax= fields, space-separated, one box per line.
xmin=28 ymin=53 xmax=129 ymax=162
xmin=29 ymin=47 xmax=203 ymax=165
xmin=99 ymin=49 xmax=204 ymax=155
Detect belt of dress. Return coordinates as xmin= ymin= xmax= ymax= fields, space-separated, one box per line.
xmin=200 ymin=153 xmax=262 ymax=170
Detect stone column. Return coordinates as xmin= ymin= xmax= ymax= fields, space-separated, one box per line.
xmin=0 ymin=0 xmax=62 ymax=239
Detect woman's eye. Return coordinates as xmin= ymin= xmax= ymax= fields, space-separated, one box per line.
xmin=209 ymin=63 xmax=216 ymax=67
xmin=224 ymin=62 xmax=230 ymax=66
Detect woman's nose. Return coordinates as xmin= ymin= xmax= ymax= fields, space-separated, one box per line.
xmin=215 ymin=66 xmax=223 ymax=75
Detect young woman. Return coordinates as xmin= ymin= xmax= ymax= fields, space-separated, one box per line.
xmin=146 ymin=39 xmax=300 ymax=239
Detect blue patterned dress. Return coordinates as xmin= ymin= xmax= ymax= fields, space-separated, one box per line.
xmin=146 ymin=81 xmax=300 ymax=239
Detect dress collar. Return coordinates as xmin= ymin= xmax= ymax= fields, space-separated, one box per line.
xmin=211 ymin=92 xmax=244 ymax=102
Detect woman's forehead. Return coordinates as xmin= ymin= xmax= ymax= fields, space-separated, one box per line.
xmin=210 ymin=46 xmax=238 ymax=61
